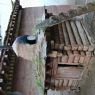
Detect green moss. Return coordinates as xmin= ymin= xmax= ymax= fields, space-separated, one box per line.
xmin=33 ymin=55 xmax=44 ymax=95
xmin=35 ymin=78 xmax=44 ymax=95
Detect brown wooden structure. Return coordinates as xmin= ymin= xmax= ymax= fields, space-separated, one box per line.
xmin=45 ymin=8 xmax=95 ymax=93
xmin=0 ymin=2 xmax=95 ymax=95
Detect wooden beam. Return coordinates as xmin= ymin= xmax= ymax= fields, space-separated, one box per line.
xmin=62 ymin=22 xmax=71 ymax=50
xmin=65 ymin=21 xmax=78 ymax=50
xmin=75 ymin=21 xmax=90 ymax=51
xmin=70 ymin=20 xmax=83 ymax=50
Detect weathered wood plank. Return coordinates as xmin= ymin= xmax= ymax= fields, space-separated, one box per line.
xmin=81 ymin=21 xmax=95 ymax=51
xmin=65 ymin=21 xmax=78 ymax=50
xmin=58 ymin=62 xmax=79 ymax=65
xmin=79 ymin=51 xmax=85 ymax=64
xmin=58 ymin=80 xmax=63 ymax=89
xmin=58 ymin=24 xmax=65 ymax=45
xmin=50 ymin=40 xmax=55 ymax=49
xmin=56 ymin=67 xmax=84 ymax=79
xmin=55 ymin=80 xmax=59 ymax=89
xmin=63 ymin=79 xmax=68 ymax=87
xmin=62 ymin=23 xmax=71 ymax=50
xmin=62 ymin=55 xmax=69 ymax=63
xmin=70 ymin=21 xmax=83 ymax=50
xmin=72 ymin=80 xmax=78 ymax=87
xmin=67 ymin=51 xmax=74 ymax=63
xmin=57 ymin=52 xmax=62 ymax=60
xmin=54 ymin=25 xmax=60 ymax=44
xmin=73 ymin=51 xmax=80 ymax=63
xmin=68 ymin=80 xmax=73 ymax=87
xmin=75 ymin=21 xmax=90 ymax=51
xmin=52 ymin=53 xmax=58 ymax=78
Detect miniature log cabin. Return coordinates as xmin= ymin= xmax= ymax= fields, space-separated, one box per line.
xmin=42 ymin=3 xmax=95 ymax=94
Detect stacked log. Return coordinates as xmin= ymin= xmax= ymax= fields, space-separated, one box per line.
xmin=50 ymin=20 xmax=95 ymax=51
xmin=45 ymin=18 xmax=95 ymax=91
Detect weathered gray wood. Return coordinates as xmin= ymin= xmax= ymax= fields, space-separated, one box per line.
xmin=57 ymin=53 xmax=62 ymax=62
xmin=38 ymin=3 xmax=95 ymax=29
xmin=68 ymin=80 xmax=73 ymax=87
xmin=58 ymin=80 xmax=63 ymax=89
xmin=72 ymin=80 xmax=78 ymax=87
xmin=79 ymin=51 xmax=85 ymax=64
xmin=81 ymin=21 xmax=95 ymax=51
xmin=67 ymin=51 xmax=74 ymax=63
xmin=84 ymin=51 xmax=92 ymax=66
xmin=75 ymin=21 xmax=90 ymax=51
xmin=73 ymin=51 xmax=80 ymax=63
xmin=62 ymin=55 xmax=69 ymax=63
xmin=62 ymin=22 xmax=71 ymax=50
xmin=65 ymin=21 xmax=78 ymax=50
xmin=63 ymin=79 xmax=69 ymax=87
xmin=84 ymin=56 xmax=91 ymax=66
xmin=55 ymin=80 xmax=59 ymax=89
xmin=52 ymin=58 xmax=58 ymax=77
xmin=59 ymin=62 xmax=79 ymax=65
xmin=70 ymin=20 xmax=83 ymax=50
xmin=48 ymin=51 xmax=58 ymax=78
xmin=86 ymin=51 xmax=92 ymax=56
xmin=56 ymin=67 xmax=83 ymax=79
xmin=58 ymin=24 xmax=65 ymax=44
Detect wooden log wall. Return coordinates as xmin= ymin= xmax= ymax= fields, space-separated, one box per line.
xmin=50 ymin=20 xmax=95 ymax=51
xmin=0 ymin=0 xmax=22 ymax=93
xmin=45 ymin=17 xmax=95 ymax=92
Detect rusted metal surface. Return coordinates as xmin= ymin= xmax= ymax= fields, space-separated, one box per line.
xmin=0 ymin=0 xmax=21 ymax=93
